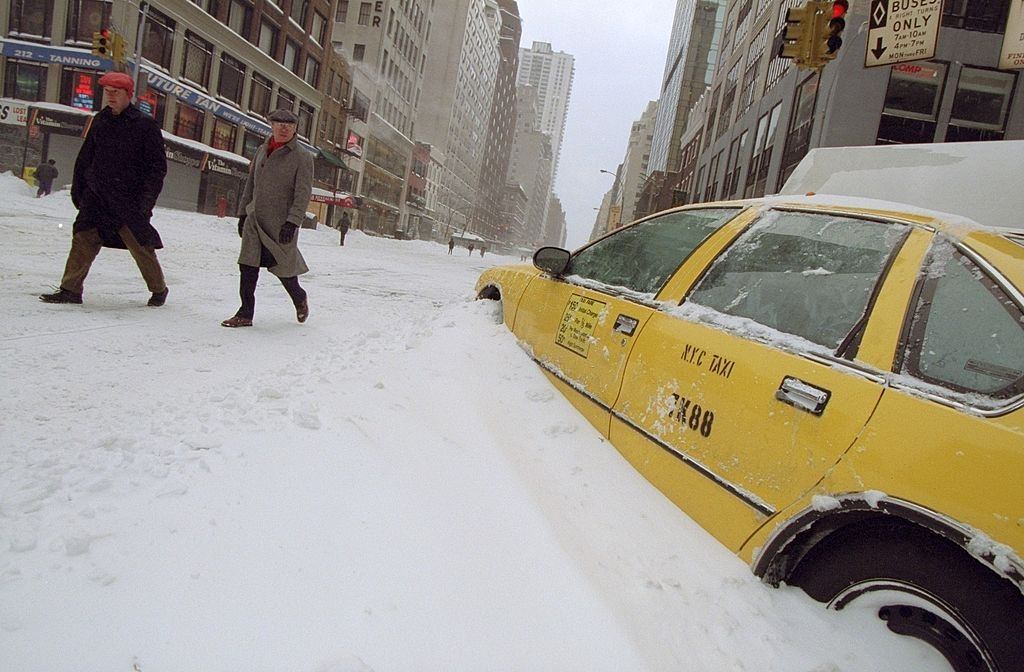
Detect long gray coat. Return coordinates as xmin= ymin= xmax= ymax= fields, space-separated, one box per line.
xmin=237 ymin=136 xmax=313 ymax=277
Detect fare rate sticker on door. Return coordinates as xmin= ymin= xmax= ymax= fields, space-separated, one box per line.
xmin=556 ymin=293 xmax=606 ymax=357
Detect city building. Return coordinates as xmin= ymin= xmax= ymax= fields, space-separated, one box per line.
xmin=332 ymin=0 xmax=435 ymax=236
xmin=678 ymin=0 xmax=1024 ymax=209
xmin=647 ymin=0 xmax=726 ymax=175
xmin=416 ymin=0 xmax=502 ymax=240
xmin=2 ymin=0 xmax=348 ymax=217
xmin=507 ymin=83 xmax=553 ymax=246
xmin=473 ymin=0 xmax=521 ymax=241
xmin=515 ymin=40 xmax=574 ymax=182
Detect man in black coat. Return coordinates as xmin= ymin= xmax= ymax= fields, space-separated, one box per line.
xmin=39 ymin=71 xmax=169 ymax=307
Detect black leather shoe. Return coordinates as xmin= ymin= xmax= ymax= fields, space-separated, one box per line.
xmin=39 ymin=288 xmax=83 ymax=304
xmin=296 ymin=299 xmax=309 ymax=323
xmin=148 ymin=287 xmax=168 ymax=307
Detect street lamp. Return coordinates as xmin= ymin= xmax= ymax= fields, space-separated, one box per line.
xmin=599 ymin=169 xmax=615 ymax=177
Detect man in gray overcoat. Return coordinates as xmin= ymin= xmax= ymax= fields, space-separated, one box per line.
xmin=222 ymin=108 xmax=313 ymax=327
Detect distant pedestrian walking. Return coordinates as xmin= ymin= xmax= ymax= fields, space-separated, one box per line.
xmin=222 ymin=108 xmax=313 ymax=328
xmin=468 ymin=243 xmax=474 ymax=255
xmin=35 ymin=159 xmax=58 ymax=197
xmin=338 ymin=211 xmax=351 ymax=246
xmin=447 ymin=237 xmax=455 ymax=254
xmin=480 ymin=246 xmax=485 ymax=257
xmin=39 ymin=71 xmax=169 ymax=307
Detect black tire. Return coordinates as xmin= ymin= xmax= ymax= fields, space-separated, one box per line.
xmin=787 ymin=519 xmax=1023 ymax=672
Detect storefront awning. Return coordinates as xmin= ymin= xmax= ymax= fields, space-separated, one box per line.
xmin=316 ymin=147 xmax=348 ymax=168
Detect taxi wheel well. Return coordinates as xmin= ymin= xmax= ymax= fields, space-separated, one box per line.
xmin=476 ymin=285 xmax=500 ymax=301
xmin=773 ymin=513 xmax=1024 ymax=671
xmin=761 ymin=512 xmax=950 ymax=586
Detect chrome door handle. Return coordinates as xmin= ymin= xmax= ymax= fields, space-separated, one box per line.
xmin=775 ymin=376 xmax=831 ymax=415
xmin=613 ymin=314 xmax=638 ymax=336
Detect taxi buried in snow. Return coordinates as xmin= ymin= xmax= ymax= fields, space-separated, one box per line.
xmin=475 ymin=197 xmax=1024 ymax=671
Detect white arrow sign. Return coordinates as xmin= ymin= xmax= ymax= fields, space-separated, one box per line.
xmin=865 ymin=0 xmax=942 ymax=68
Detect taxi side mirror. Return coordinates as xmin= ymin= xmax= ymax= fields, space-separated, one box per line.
xmin=533 ymin=246 xmax=571 ymax=276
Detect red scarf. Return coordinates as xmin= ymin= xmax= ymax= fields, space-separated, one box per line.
xmin=267 ymin=137 xmax=286 ymax=156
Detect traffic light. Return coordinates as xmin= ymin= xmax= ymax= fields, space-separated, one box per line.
xmin=824 ymin=0 xmax=848 ymax=57
xmin=777 ymin=3 xmax=814 ymax=63
xmin=91 ymin=29 xmax=112 ymax=57
xmin=112 ymin=32 xmax=127 ymax=64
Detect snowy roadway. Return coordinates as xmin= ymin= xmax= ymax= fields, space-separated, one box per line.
xmin=0 ymin=174 xmax=948 ymax=671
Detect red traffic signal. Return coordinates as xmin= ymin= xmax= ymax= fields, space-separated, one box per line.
xmin=827 ymin=0 xmax=848 ymax=54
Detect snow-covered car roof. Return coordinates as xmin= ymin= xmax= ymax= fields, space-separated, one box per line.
xmin=778 ymin=140 xmax=1024 ymax=231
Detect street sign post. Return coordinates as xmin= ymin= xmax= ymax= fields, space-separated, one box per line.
xmin=1000 ymin=0 xmax=1024 ymax=69
xmin=865 ymin=0 xmax=942 ymax=68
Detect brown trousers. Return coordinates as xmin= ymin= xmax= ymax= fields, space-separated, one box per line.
xmin=60 ymin=227 xmax=166 ymax=294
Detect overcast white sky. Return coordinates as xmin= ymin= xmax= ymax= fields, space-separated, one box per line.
xmin=513 ymin=0 xmax=680 ymax=247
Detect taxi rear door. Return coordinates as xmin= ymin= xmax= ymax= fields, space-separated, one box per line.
xmin=610 ymin=209 xmax=924 ymax=550
xmin=512 ymin=207 xmax=746 ymax=435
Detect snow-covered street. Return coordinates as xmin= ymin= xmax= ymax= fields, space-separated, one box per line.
xmin=0 ymin=174 xmax=948 ymax=671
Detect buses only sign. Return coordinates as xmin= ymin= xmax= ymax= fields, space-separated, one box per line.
xmin=865 ymin=0 xmax=942 ymax=68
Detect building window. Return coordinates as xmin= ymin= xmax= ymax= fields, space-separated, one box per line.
xmin=60 ymin=68 xmax=102 ymax=111
xmin=182 ymin=32 xmax=213 ymax=88
xmin=276 ymin=87 xmax=295 ymax=112
xmin=744 ymin=103 xmax=780 ymax=198
xmin=65 ymin=0 xmax=112 ymax=44
xmin=358 ymin=2 xmax=372 ymax=25
xmin=258 ymin=20 xmax=278 ymax=57
xmin=353 ymin=44 xmax=366 ymax=61
xmin=721 ymin=130 xmax=748 ymax=199
xmin=310 ymin=11 xmax=327 ymax=45
xmin=141 ymin=5 xmax=175 ymax=69
xmin=877 ymin=61 xmax=947 ymax=145
xmin=174 ymin=103 xmax=205 ymax=141
xmin=297 ymin=101 xmax=314 ymax=138
xmin=249 ymin=72 xmax=272 ymax=116
xmin=336 ymin=0 xmax=348 ymax=22
xmin=942 ymin=0 xmax=1009 ymax=32
xmin=289 ymin=0 xmax=308 ymax=26
xmin=241 ymin=129 xmax=264 ymax=159
xmin=211 ymin=117 xmax=237 ymax=151
xmin=226 ymin=0 xmax=252 ymax=37
xmin=9 ymin=0 xmax=54 ymax=38
xmin=137 ymin=88 xmax=165 ymax=125
xmin=283 ymin=39 xmax=300 ymax=73
xmin=778 ymin=72 xmax=819 ymax=188
xmin=947 ymin=66 xmax=1017 ymax=141
xmin=3 ymin=60 xmax=47 ymax=101
xmin=217 ymin=53 xmax=245 ymax=104
xmin=304 ymin=56 xmax=320 ymax=88
xmin=351 ymin=88 xmax=370 ymax=122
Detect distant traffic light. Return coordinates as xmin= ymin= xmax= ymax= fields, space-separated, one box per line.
xmin=91 ymin=29 xmax=112 ymax=57
xmin=111 ymin=32 xmax=127 ymax=64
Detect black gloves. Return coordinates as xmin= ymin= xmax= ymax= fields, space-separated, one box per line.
xmin=279 ymin=222 xmax=297 ymax=244
xmin=237 ymin=215 xmax=246 ymax=238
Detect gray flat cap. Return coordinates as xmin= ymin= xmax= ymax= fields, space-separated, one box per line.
xmin=268 ymin=108 xmax=298 ymax=123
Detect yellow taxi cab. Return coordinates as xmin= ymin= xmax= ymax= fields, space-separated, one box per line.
xmin=475 ymin=197 xmax=1024 ymax=671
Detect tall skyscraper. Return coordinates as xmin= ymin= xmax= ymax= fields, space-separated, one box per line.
xmin=515 ymin=41 xmax=575 ymax=181
xmin=648 ymin=0 xmax=725 ymax=174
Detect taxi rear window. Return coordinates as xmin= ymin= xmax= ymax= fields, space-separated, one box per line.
xmin=568 ymin=208 xmax=741 ymax=295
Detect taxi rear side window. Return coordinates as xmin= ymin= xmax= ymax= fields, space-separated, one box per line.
xmin=686 ymin=210 xmax=907 ymax=348
xmin=568 ymin=208 xmax=741 ymax=295
xmin=901 ymin=239 xmax=1024 ymax=399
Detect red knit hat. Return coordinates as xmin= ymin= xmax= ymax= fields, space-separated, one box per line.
xmin=98 ymin=71 xmax=134 ymax=98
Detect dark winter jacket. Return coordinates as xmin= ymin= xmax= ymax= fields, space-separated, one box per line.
xmin=35 ymin=163 xmax=58 ymax=184
xmin=72 ymin=104 xmax=167 ymax=249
